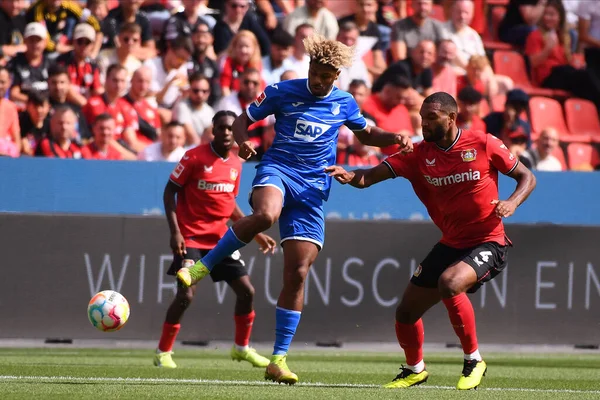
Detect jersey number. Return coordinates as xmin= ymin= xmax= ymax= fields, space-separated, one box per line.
xmin=473 ymin=251 xmax=493 ymax=267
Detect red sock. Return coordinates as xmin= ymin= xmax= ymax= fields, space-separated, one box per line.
xmin=234 ymin=310 xmax=255 ymax=347
xmin=158 ymin=323 xmax=181 ymax=352
xmin=442 ymin=293 xmax=478 ymax=354
xmin=395 ymin=319 xmax=424 ymax=366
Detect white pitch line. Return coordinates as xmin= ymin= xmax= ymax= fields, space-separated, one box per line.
xmin=0 ymin=375 xmax=599 ymax=394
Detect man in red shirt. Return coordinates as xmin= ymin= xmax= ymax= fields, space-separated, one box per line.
xmin=35 ymin=106 xmax=82 ymax=158
xmin=326 ymin=92 xmax=536 ymax=390
xmin=123 ymin=66 xmax=160 ymax=147
xmin=456 ymin=86 xmax=486 ymax=132
xmin=82 ymin=64 xmax=140 ymax=156
xmin=81 ymin=113 xmax=123 ymax=160
xmin=362 ymin=74 xmax=414 ymax=156
xmin=154 ymin=110 xmax=277 ymax=369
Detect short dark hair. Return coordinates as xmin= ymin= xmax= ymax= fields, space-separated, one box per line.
xmin=270 ymin=27 xmax=294 ymax=47
xmin=349 ymin=79 xmax=368 ymax=89
xmin=423 ymin=92 xmax=458 ymax=114
xmin=164 ymin=121 xmax=184 ymax=130
xmin=106 ymin=63 xmax=126 ymax=78
xmin=457 ymin=86 xmax=483 ymax=105
xmin=94 ymin=113 xmax=113 ymax=125
xmin=27 ymin=90 xmax=49 ymax=105
xmin=242 ymin=67 xmax=261 ymax=77
xmin=48 ymin=64 xmax=69 ymax=79
xmin=339 ymin=21 xmax=359 ymax=33
xmin=295 ymin=23 xmax=314 ymax=35
xmin=119 ymin=22 xmax=142 ymax=35
xmin=192 ymin=20 xmax=211 ymax=34
xmin=189 ymin=72 xmax=209 ymax=85
xmin=168 ymin=36 xmax=194 ymax=55
xmin=384 ymin=74 xmax=411 ymax=89
xmin=212 ymin=110 xmax=237 ymax=124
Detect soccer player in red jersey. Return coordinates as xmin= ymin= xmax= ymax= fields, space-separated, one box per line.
xmin=326 ymin=92 xmax=536 ymax=390
xmin=154 ymin=110 xmax=277 ymax=369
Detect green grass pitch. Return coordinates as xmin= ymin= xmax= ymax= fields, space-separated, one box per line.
xmin=1 ymin=348 xmax=599 ymax=399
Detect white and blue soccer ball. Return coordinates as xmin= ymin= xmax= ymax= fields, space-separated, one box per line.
xmin=87 ymin=290 xmax=130 ymax=332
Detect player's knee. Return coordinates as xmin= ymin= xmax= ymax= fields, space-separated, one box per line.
xmin=252 ymin=210 xmax=278 ymax=230
xmin=176 ymin=291 xmax=194 ymax=308
xmin=438 ymin=274 xmax=464 ymax=298
xmin=236 ymin=284 xmax=255 ymax=303
xmin=283 ymin=263 xmax=309 ymax=289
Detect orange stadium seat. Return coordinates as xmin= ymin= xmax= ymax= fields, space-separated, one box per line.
xmin=479 ymin=99 xmax=490 ymax=117
xmin=431 ymin=4 xmax=446 ymax=21
xmin=483 ymin=6 xmax=514 ymax=50
xmin=490 ymin=94 xmax=506 ymax=112
xmin=566 ymin=143 xmax=600 ymax=170
xmin=529 ymin=97 xmax=590 ymax=143
xmin=564 ymin=98 xmax=600 ymax=143
xmin=493 ymin=51 xmax=556 ymax=97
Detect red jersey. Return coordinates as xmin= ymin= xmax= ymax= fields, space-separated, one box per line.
xmin=123 ymin=94 xmax=161 ymax=146
xmin=169 ymin=143 xmax=242 ymax=249
xmin=55 ymin=52 xmax=103 ymax=97
xmin=81 ymin=143 xmax=123 ymax=160
xmin=35 ymin=138 xmax=83 ymax=159
xmin=82 ymin=95 xmax=139 ymax=141
xmin=384 ymin=129 xmax=518 ymax=248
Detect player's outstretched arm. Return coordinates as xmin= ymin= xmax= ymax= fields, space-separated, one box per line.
xmin=233 ymin=111 xmax=258 ymax=160
xmin=491 ymin=163 xmax=537 ymax=219
xmin=353 ymin=126 xmax=413 ymax=153
xmin=164 ymin=181 xmax=186 ymax=257
xmin=325 ymin=163 xmax=395 ymax=189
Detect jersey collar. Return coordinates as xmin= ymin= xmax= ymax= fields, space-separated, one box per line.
xmin=305 ymin=80 xmax=334 ymax=99
xmin=435 ymin=128 xmax=462 ymax=152
xmin=210 ymin=142 xmax=229 ymax=161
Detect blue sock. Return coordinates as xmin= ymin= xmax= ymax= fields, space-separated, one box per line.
xmin=273 ymin=307 xmax=302 ymax=355
xmin=200 ymin=228 xmax=246 ymax=271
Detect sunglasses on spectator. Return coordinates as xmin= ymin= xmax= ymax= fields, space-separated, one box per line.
xmin=191 ymin=88 xmax=209 ymax=94
xmin=75 ymin=38 xmax=92 ymax=46
xmin=243 ymin=80 xmax=259 ymax=86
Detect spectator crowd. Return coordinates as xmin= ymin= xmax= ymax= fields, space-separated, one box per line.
xmin=0 ymin=0 xmax=599 ymax=170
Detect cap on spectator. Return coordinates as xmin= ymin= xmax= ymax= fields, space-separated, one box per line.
xmin=24 ymin=22 xmax=48 ymax=39
xmin=73 ymin=23 xmax=96 ymax=41
xmin=457 ymin=86 xmax=483 ymax=105
xmin=271 ymin=27 xmax=294 ymax=48
xmin=506 ymin=89 xmax=529 ymax=105
xmin=192 ymin=19 xmax=212 ymax=34
xmin=507 ymin=126 xmax=529 ymax=141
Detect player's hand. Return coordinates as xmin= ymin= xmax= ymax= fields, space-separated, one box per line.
xmin=254 ymin=233 xmax=277 ymax=254
xmin=324 ymin=165 xmax=355 ymax=184
xmin=491 ymin=199 xmax=517 ymax=219
xmin=394 ymin=134 xmax=413 ymax=153
xmin=238 ymin=141 xmax=257 ymax=160
xmin=170 ymin=231 xmax=186 ymax=257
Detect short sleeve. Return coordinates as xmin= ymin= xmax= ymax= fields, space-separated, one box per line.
xmin=170 ymin=151 xmax=194 ymax=186
xmin=382 ymin=151 xmax=416 ymax=179
xmin=391 ymin=21 xmax=405 ymax=42
xmin=173 ymin=101 xmax=192 ymax=125
xmin=344 ymin=97 xmax=368 ymax=131
xmin=486 ymin=134 xmax=519 ymax=174
xmin=246 ymin=84 xmax=281 ymax=122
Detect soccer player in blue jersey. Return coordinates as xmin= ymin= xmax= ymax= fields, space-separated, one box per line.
xmin=177 ymin=34 xmax=413 ymax=384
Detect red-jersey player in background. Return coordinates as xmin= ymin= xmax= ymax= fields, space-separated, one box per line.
xmin=326 ymin=92 xmax=536 ymax=390
xmin=154 ymin=112 xmax=277 ymax=369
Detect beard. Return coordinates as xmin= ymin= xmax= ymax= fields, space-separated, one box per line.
xmin=423 ymin=124 xmax=446 ymax=142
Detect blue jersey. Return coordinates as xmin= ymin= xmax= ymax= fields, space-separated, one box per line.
xmin=247 ymin=79 xmax=367 ymax=199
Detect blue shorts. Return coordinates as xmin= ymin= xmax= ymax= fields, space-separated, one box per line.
xmin=250 ymin=164 xmax=325 ymax=250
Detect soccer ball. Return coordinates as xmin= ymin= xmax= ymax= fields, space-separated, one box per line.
xmin=87 ymin=290 xmax=130 ymax=332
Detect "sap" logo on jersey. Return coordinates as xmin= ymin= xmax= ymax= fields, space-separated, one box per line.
xmin=293 ymin=119 xmax=331 ymax=142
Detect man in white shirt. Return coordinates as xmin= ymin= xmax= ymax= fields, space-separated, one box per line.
xmin=285 ymin=23 xmax=314 ymax=79
xmin=520 ymin=127 xmax=563 ymax=171
xmin=261 ymin=28 xmax=295 ymax=86
xmin=138 ymin=121 xmax=187 ymax=162
xmin=444 ymin=0 xmax=485 ymax=73
xmin=144 ymin=36 xmax=193 ymax=110
xmin=172 ymin=72 xmax=214 ymax=145
xmin=215 ymin=68 xmax=261 ymax=115
xmin=283 ymin=0 xmax=338 ymax=40
xmin=336 ymin=21 xmax=371 ymax=91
